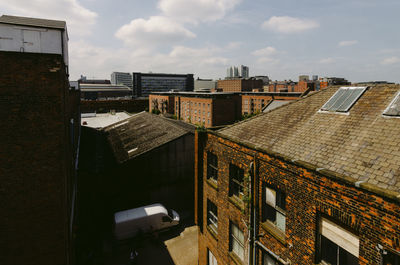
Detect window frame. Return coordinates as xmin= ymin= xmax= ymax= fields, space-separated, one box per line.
xmin=229 ymin=222 xmax=245 ymax=261
xmin=229 ymin=164 xmax=245 ymax=199
xmin=207 ymin=152 xmax=218 ymax=182
xmin=262 ymin=185 xmax=286 ymax=233
xmin=207 ymin=199 xmax=218 ymax=234
xmin=317 ymin=217 xmax=359 ymax=265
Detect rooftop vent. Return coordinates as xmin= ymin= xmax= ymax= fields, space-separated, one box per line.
xmin=321 ymin=87 xmax=367 ymax=113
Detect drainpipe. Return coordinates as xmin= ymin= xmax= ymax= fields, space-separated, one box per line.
xmin=252 ymin=155 xmax=258 ymax=265
xmin=248 ymin=160 xmax=253 ymax=265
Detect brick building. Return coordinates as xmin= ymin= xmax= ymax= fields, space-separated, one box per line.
xmin=217 ymin=79 xmax=264 ymax=92
xmin=195 ymin=85 xmax=400 ymax=265
xmin=0 ymin=15 xmax=79 ymax=265
xmin=241 ymin=92 xmax=302 ymax=115
xmin=150 ymin=92 xmax=242 ymax=128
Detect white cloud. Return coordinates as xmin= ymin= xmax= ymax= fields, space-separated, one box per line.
xmin=252 ymin=46 xmax=280 ymax=64
xmin=338 ymin=40 xmax=358 ymax=47
xmin=319 ymin=57 xmax=335 ymax=64
xmin=157 ymin=0 xmax=241 ymax=23
xmin=262 ymin=16 xmax=319 ymax=33
xmin=381 ymin=56 xmax=400 ymax=65
xmin=69 ymin=41 xmax=230 ymax=80
xmin=252 ymin=46 xmax=277 ymax=57
xmin=0 ymin=0 xmax=97 ymax=36
xmin=115 ymin=16 xmax=196 ymax=47
xmin=225 ymin=42 xmax=242 ymax=50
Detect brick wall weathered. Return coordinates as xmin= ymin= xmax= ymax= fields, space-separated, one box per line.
xmin=0 ymin=51 xmax=78 ymax=265
xmin=197 ymin=133 xmax=400 ymax=265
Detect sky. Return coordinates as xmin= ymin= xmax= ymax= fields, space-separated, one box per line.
xmin=1 ymin=0 xmax=400 ymax=83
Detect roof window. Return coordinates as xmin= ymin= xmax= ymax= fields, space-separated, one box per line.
xmin=383 ymin=91 xmax=400 ymax=117
xmin=321 ymin=87 xmax=367 ymax=112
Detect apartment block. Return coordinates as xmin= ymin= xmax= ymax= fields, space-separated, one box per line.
xmin=241 ymin=92 xmax=301 ymax=115
xmin=0 ymin=15 xmax=79 ymax=265
xmin=149 ymin=92 xmax=242 ymax=128
xmin=217 ymin=79 xmax=263 ymax=92
xmin=196 ymin=85 xmax=400 ymax=265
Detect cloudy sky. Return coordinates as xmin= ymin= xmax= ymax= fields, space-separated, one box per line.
xmin=1 ymin=0 xmax=400 ymax=82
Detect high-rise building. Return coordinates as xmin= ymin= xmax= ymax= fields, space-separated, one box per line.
xmin=233 ymin=66 xmax=239 ymax=78
xmin=0 ymin=15 xmax=79 ymax=265
xmin=132 ymin=72 xmax=194 ymax=97
xmin=240 ymin=65 xmax=249 ymax=78
xmin=226 ymin=65 xmax=249 ymax=79
xmin=111 ymin=72 xmax=133 ymax=89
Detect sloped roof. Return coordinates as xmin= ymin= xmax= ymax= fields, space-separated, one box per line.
xmin=0 ymin=15 xmax=66 ymax=29
xmin=104 ymin=112 xmax=194 ymax=163
xmin=218 ymin=85 xmax=400 ymax=195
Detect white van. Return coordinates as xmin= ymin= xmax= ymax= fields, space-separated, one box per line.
xmin=113 ymin=203 xmax=180 ymax=240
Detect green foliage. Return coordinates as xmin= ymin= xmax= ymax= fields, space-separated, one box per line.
xmin=151 ymin=108 xmax=161 ymax=115
xmin=241 ymin=111 xmax=261 ymax=121
xmin=196 ymin=124 xmax=207 ymax=132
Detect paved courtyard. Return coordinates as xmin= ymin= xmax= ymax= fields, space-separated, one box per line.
xmin=105 ymin=225 xmax=198 ymax=265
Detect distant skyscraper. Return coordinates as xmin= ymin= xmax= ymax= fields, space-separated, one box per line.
xmin=226 ymin=65 xmax=249 ymax=78
xmin=240 ymin=65 xmax=249 ymax=78
xmin=233 ymin=66 xmax=239 ymax=77
xmin=111 ymin=72 xmax=133 ymax=89
xmin=226 ymin=67 xmax=233 ymax=78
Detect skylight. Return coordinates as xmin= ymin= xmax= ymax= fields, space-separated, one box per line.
xmin=321 ymin=87 xmax=367 ymax=112
xmin=383 ymin=91 xmax=400 ymax=116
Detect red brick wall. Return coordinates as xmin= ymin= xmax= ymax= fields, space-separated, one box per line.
xmin=148 ymin=94 xmax=174 ymax=114
xmin=197 ymin=133 xmax=400 ymax=265
xmin=0 ymin=51 xmax=77 ymax=265
xmin=218 ymin=80 xmax=263 ymax=92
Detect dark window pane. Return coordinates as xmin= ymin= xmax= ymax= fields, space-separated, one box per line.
xmin=276 ymin=190 xmax=286 ymax=210
xmin=339 ymin=247 xmax=358 ymax=265
xmin=384 ymin=251 xmax=400 ymax=265
xmin=265 ymin=204 xmax=276 ymax=223
xmin=321 ymin=236 xmax=338 ymax=265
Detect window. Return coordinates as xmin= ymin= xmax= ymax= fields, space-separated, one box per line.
xmin=229 ymin=164 xmax=244 ymax=198
xmin=207 ymin=200 xmax=218 ymax=234
xmin=383 ymin=91 xmax=400 ymax=116
xmin=230 ymin=222 xmax=244 ymax=260
xmin=263 ymin=252 xmax=282 ymax=265
xmin=318 ymin=218 xmax=359 ymax=265
xmin=321 ymin=87 xmax=366 ymax=112
xmin=263 ymin=186 xmax=286 ymax=232
xmin=207 ymin=152 xmax=218 ymax=181
xmin=208 ymin=249 xmax=218 ymax=265
xmin=383 ymin=251 xmax=400 ymax=265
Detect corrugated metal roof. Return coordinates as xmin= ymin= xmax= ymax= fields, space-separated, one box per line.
xmin=0 ymin=15 xmax=66 ymax=29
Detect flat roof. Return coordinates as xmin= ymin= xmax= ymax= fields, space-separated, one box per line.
xmin=0 ymin=15 xmax=66 ymax=30
xmin=81 ymin=112 xmax=131 ymax=129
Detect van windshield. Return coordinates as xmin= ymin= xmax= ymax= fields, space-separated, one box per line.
xmin=167 ymin=209 xmax=174 ymax=218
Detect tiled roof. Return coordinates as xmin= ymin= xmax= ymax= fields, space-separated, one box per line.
xmin=104 ymin=112 xmax=194 ymax=163
xmin=218 ymin=85 xmax=400 ymax=194
xmin=0 ymin=15 xmax=66 ymax=29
